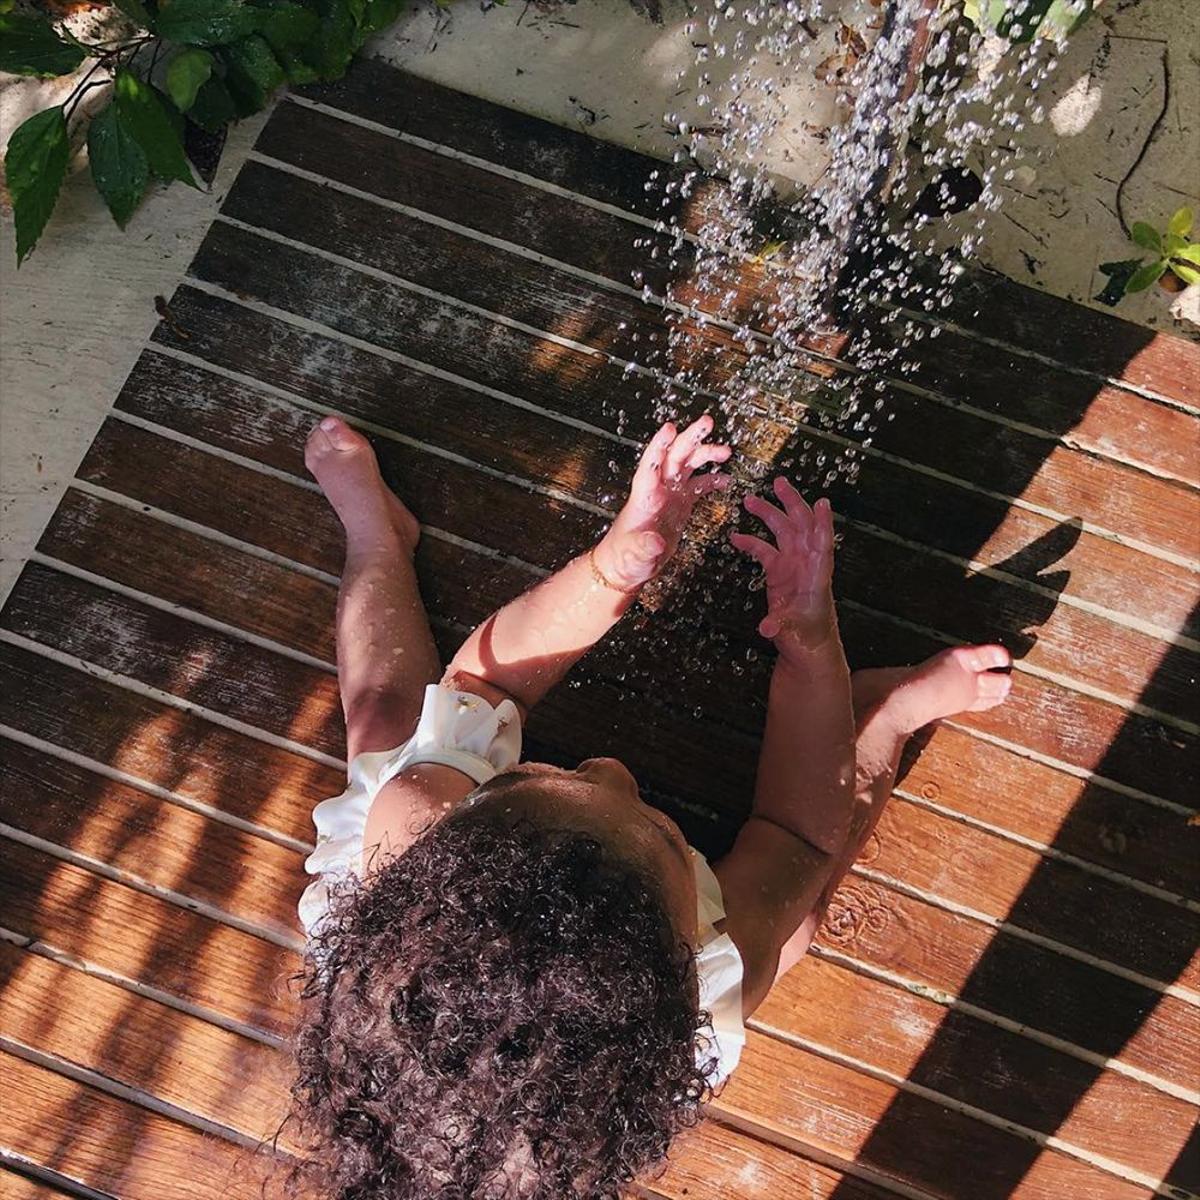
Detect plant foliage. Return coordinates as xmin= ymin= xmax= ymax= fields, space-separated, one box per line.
xmin=1096 ymin=208 xmax=1200 ymax=306
xmin=960 ymin=0 xmax=1093 ymax=43
xmin=1 ymin=0 xmax=406 ymax=262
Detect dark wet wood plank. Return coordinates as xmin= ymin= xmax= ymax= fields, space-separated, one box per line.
xmin=175 ymin=224 xmax=1200 ymax=639
xmin=223 ymin=158 xmax=1200 ymax=559
xmin=296 ymin=59 xmax=1200 ymax=413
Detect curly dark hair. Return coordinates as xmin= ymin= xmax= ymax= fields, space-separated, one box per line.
xmin=287 ymin=806 xmax=715 ymax=1199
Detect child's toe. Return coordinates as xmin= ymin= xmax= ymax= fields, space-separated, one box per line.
xmin=971 ymin=672 xmax=1013 ymax=710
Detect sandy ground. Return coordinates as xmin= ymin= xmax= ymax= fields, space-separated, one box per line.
xmin=1 ymin=0 xmax=1197 ymax=603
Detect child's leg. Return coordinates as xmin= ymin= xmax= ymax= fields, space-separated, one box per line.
xmin=306 ymin=417 xmax=441 ymax=760
xmin=772 ymin=644 xmax=1012 ymax=981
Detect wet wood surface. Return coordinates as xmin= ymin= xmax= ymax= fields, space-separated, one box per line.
xmin=2 ymin=58 xmax=1198 ymax=1200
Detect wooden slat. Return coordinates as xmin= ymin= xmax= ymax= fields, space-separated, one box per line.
xmin=0 ymin=739 xmax=303 ymax=940
xmin=759 ymin=954 xmax=1199 ymax=1189
xmin=652 ymin=1120 xmax=899 ymax=1200
xmin=0 ymin=839 xmax=296 ymax=1037
xmin=814 ymin=877 xmax=1199 ymax=1094
xmin=223 ymin=154 xmax=1200 ymax=562
xmin=0 ymin=1051 xmax=279 ymax=1200
xmin=0 ymin=640 xmax=336 ymax=846
xmin=0 ymin=1169 xmax=74 ymax=1199
xmin=0 ymin=941 xmax=290 ymax=1145
xmin=257 ymin=97 xmax=680 ymax=297
xmin=175 ymin=222 xmax=1200 ymax=641
xmin=939 ymin=266 xmax=1200 ymax=410
xmin=868 ymin=799 xmax=1200 ymax=990
xmin=896 ymin=723 xmax=1199 ymax=902
xmin=297 ymin=59 xmax=704 ymax=224
xmin=1 ymin=562 xmax=345 ymax=759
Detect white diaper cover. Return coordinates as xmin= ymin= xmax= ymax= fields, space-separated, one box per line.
xmin=298 ymin=682 xmax=746 ymax=1086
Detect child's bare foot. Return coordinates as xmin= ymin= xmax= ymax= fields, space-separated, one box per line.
xmin=855 ymin=644 xmax=1013 ymax=736
xmin=305 ymin=416 xmax=419 ymax=553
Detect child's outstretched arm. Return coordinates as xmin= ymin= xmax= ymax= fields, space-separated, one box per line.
xmin=445 ymin=416 xmax=730 ymax=712
xmin=715 ymin=480 xmax=856 ymax=1015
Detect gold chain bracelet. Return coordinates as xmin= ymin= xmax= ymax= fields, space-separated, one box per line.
xmin=588 ymin=546 xmax=641 ymax=595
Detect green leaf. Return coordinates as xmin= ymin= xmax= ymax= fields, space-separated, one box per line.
xmin=299 ymin=0 xmax=359 ymax=79
xmin=1171 ymin=262 xmax=1200 ymax=287
xmin=0 ymin=0 xmax=15 ymax=14
xmin=1167 ymin=206 xmax=1194 ymax=239
xmin=7 ymin=106 xmax=70 ymax=264
xmin=156 ymin=0 xmax=260 ymax=45
xmin=1093 ymin=258 xmax=1141 ymax=306
xmin=166 ymin=46 xmax=214 ymax=111
xmin=1125 ymin=259 xmax=1167 ymax=293
xmin=1172 ymin=244 xmax=1200 ymax=267
xmin=0 ymin=12 xmax=86 ymax=76
xmin=253 ymin=0 xmax=319 ymax=51
xmin=1163 ymin=232 xmax=1187 ymax=256
xmin=1039 ymin=0 xmax=1092 ymax=40
xmin=360 ymin=0 xmax=403 ymax=37
xmin=187 ymin=73 xmax=237 ymax=131
xmin=996 ymin=0 xmax=1054 ymax=42
xmin=87 ymin=100 xmax=149 ymax=228
xmin=1130 ymin=221 xmax=1161 ymax=253
xmin=112 ymin=0 xmax=156 ymax=29
xmin=113 ymin=69 xmax=197 ymax=187
xmin=219 ymin=34 xmax=284 ymax=114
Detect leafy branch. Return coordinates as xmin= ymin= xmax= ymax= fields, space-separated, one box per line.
xmin=1 ymin=0 xmax=406 ymax=263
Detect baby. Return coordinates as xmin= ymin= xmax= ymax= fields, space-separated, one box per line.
xmin=290 ymin=412 xmax=1012 ymax=1199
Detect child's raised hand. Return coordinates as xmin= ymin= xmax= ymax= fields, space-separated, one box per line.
xmin=731 ymin=477 xmax=838 ymax=660
xmin=593 ymin=415 xmax=731 ymax=591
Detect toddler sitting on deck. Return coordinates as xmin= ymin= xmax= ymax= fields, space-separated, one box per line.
xmin=290 ymin=412 xmax=1012 ymax=1199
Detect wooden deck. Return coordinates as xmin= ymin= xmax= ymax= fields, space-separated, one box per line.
xmin=2 ymin=56 xmax=1199 ymax=1200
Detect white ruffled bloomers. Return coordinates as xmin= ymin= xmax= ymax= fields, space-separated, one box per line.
xmin=298 ymin=683 xmax=746 ymax=1086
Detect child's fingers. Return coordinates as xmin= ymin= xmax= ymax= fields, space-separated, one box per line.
xmin=773 ymin=475 xmax=811 ymax=519
xmin=691 ymin=471 xmax=731 ymax=498
xmin=632 ymin=422 xmax=677 ymax=492
xmin=730 ymin=530 xmax=777 ymax=567
xmin=686 ymin=442 xmax=732 ymax=473
xmin=665 ymin=414 xmax=714 ymax=479
xmin=813 ymin=497 xmax=834 ymax=554
xmin=759 ymin=613 xmax=782 ymax=639
xmin=744 ymin=492 xmax=789 ymax=539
